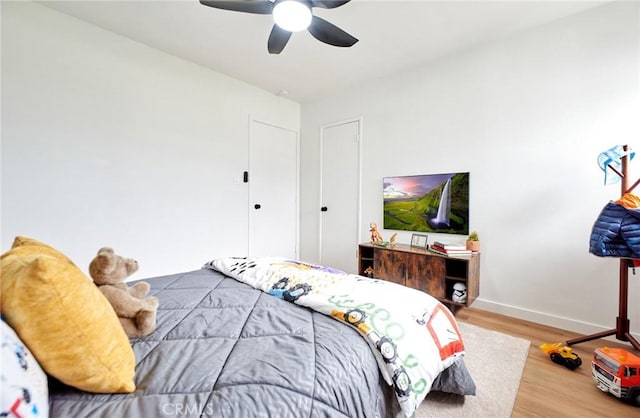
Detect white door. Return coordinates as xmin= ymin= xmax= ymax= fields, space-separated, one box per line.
xmin=248 ymin=120 xmax=298 ymax=259
xmin=319 ymin=119 xmax=361 ymax=273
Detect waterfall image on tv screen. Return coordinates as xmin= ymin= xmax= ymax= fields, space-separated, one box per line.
xmin=383 ymin=172 xmax=469 ymax=235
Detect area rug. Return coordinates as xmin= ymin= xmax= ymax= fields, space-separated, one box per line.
xmin=417 ymin=322 xmax=531 ymax=418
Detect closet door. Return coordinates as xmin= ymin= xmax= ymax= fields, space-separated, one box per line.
xmin=248 ymin=120 xmax=298 ymax=259
xmin=319 ymin=118 xmax=361 ymax=273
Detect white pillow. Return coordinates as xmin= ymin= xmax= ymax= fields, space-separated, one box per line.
xmin=1 ymin=319 xmax=49 ymax=418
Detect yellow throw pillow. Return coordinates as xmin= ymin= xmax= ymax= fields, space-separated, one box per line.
xmin=1 ymin=237 xmax=136 ymax=393
xmin=11 ymin=235 xmax=61 ymax=250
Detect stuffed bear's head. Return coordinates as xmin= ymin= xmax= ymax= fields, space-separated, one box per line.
xmin=89 ymin=247 xmax=139 ymax=285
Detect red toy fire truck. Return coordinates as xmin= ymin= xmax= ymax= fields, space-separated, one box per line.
xmin=591 ymin=347 xmax=640 ymax=406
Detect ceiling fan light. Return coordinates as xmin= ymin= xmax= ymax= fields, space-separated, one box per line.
xmin=273 ymin=1 xmax=312 ymax=32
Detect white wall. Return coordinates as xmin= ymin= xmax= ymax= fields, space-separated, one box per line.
xmin=300 ymin=1 xmax=640 ymax=337
xmin=1 ymin=2 xmax=300 ymax=278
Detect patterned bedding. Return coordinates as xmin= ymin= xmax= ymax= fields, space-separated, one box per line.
xmin=206 ymin=257 xmax=473 ymax=417
xmin=48 ymin=265 xmax=475 ymax=418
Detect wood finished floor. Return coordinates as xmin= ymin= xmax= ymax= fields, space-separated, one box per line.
xmin=455 ymin=307 xmax=639 ymax=417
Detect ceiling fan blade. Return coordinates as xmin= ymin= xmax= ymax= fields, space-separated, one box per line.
xmin=309 ymin=0 xmax=351 ymax=9
xmin=308 ymin=15 xmax=358 ymax=47
xmin=268 ymin=24 xmax=292 ymax=54
xmin=199 ymin=0 xmax=273 ymax=14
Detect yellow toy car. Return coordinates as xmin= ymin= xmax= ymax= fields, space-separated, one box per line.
xmin=540 ymin=342 xmax=582 ymax=370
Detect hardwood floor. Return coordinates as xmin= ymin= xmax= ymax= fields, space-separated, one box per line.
xmin=455 ymin=307 xmax=639 ymax=417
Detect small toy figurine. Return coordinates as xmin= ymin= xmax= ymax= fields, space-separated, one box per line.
xmin=369 ymin=222 xmax=384 ymax=244
xmin=389 ymin=233 xmax=398 ymax=248
xmin=539 ymin=342 xmax=582 ymax=370
xmin=451 ymin=282 xmax=467 ymax=303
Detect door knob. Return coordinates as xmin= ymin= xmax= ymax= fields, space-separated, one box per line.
xmin=254 ymin=204 xmax=261 ymax=209
xmin=321 ymin=206 xmax=328 ymax=212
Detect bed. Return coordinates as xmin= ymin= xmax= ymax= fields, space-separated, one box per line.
xmin=1 ymin=238 xmax=475 ymax=418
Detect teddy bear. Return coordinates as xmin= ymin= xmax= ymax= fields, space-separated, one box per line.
xmin=89 ymin=247 xmax=158 ymax=339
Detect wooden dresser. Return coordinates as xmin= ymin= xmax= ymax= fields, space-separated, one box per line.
xmin=358 ymin=242 xmax=479 ymax=309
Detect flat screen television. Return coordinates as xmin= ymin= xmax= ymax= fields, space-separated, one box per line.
xmin=383 ymin=172 xmax=469 ymax=235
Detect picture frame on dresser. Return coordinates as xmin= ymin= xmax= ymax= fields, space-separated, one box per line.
xmin=410 ymin=233 xmax=429 ymax=249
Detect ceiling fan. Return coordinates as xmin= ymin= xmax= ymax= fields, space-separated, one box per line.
xmin=199 ymin=0 xmax=358 ymax=54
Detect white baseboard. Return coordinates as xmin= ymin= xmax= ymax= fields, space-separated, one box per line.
xmin=471 ymin=298 xmax=640 ymax=345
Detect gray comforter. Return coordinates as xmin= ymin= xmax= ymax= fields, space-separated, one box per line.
xmin=49 ymin=268 xmax=473 ymax=417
